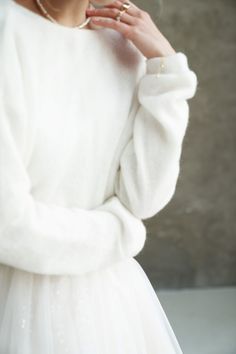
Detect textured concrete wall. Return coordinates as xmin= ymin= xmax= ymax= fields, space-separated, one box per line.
xmin=134 ymin=0 xmax=236 ymax=288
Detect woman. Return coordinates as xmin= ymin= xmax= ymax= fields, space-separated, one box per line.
xmin=0 ymin=0 xmax=197 ymax=352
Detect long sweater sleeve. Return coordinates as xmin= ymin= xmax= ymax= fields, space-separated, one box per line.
xmin=114 ymin=52 xmax=198 ymax=220
xmin=0 ymin=98 xmax=146 ymax=276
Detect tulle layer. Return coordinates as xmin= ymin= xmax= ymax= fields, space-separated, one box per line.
xmin=0 ymin=258 xmax=182 ymax=354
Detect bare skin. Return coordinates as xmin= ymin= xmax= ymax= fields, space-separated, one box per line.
xmin=14 ymin=0 xmax=91 ymax=27
xmin=14 ymin=0 xmax=176 ymax=58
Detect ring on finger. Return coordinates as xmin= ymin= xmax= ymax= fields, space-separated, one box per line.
xmin=115 ymin=9 xmax=126 ymax=22
xmin=120 ymin=1 xmax=131 ymax=12
xmin=115 ymin=1 xmax=131 ymax=21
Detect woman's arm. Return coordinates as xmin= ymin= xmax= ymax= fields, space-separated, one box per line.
xmin=114 ymin=52 xmax=198 ymax=219
xmin=86 ymin=1 xmax=198 ymax=219
xmin=0 ymin=99 xmax=146 ymax=276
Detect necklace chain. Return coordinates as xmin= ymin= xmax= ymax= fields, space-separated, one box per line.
xmin=35 ymin=0 xmax=92 ymax=29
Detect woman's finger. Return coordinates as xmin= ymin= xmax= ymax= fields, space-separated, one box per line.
xmin=90 ymin=15 xmax=132 ymax=37
xmin=86 ymin=7 xmax=136 ymax=25
xmin=91 ymin=13 xmax=135 ymax=39
xmin=104 ymin=0 xmax=142 ymax=18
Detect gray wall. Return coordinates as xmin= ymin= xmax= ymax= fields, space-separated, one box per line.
xmin=135 ymin=0 xmax=236 ymax=289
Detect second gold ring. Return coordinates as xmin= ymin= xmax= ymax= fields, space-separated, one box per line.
xmin=115 ymin=1 xmax=131 ymax=22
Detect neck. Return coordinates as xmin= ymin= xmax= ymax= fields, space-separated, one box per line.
xmin=15 ymin=0 xmax=91 ymax=27
xmin=40 ymin=0 xmax=90 ymax=26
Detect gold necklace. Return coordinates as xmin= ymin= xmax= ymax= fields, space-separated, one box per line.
xmin=35 ymin=0 xmax=92 ymax=29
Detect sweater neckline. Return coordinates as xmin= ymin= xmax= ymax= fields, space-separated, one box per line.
xmin=9 ymin=0 xmax=107 ymax=35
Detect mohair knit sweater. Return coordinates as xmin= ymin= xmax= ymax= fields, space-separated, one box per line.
xmin=0 ymin=0 xmax=198 ymax=276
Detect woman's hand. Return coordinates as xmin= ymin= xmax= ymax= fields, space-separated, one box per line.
xmin=86 ymin=0 xmax=176 ymax=59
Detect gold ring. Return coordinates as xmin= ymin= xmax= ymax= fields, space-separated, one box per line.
xmin=115 ymin=9 xmax=126 ymax=22
xmin=120 ymin=1 xmax=131 ymax=11
xmin=115 ymin=1 xmax=131 ymax=22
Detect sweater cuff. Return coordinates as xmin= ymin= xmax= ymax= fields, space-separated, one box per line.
xmin=146 ymin=52 xmax=190 ymax=75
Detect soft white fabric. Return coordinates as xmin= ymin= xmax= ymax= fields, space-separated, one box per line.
xmin=0 ymin=0 xmax=198 ymax=353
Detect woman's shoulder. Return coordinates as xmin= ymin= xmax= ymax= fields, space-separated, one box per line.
xmin=0 ymin=0 xmax=147 ymax=83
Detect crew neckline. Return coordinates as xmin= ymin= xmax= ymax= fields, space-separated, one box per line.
xmin=9 ymin=0 xmax=105 ymax=34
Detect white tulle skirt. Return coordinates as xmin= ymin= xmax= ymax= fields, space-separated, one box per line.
xmin=0 ymin=258 xmax=183 ymax=354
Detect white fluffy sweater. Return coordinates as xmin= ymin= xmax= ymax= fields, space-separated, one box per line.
xmin=0 ymin=0 xmax=198 ymax=275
